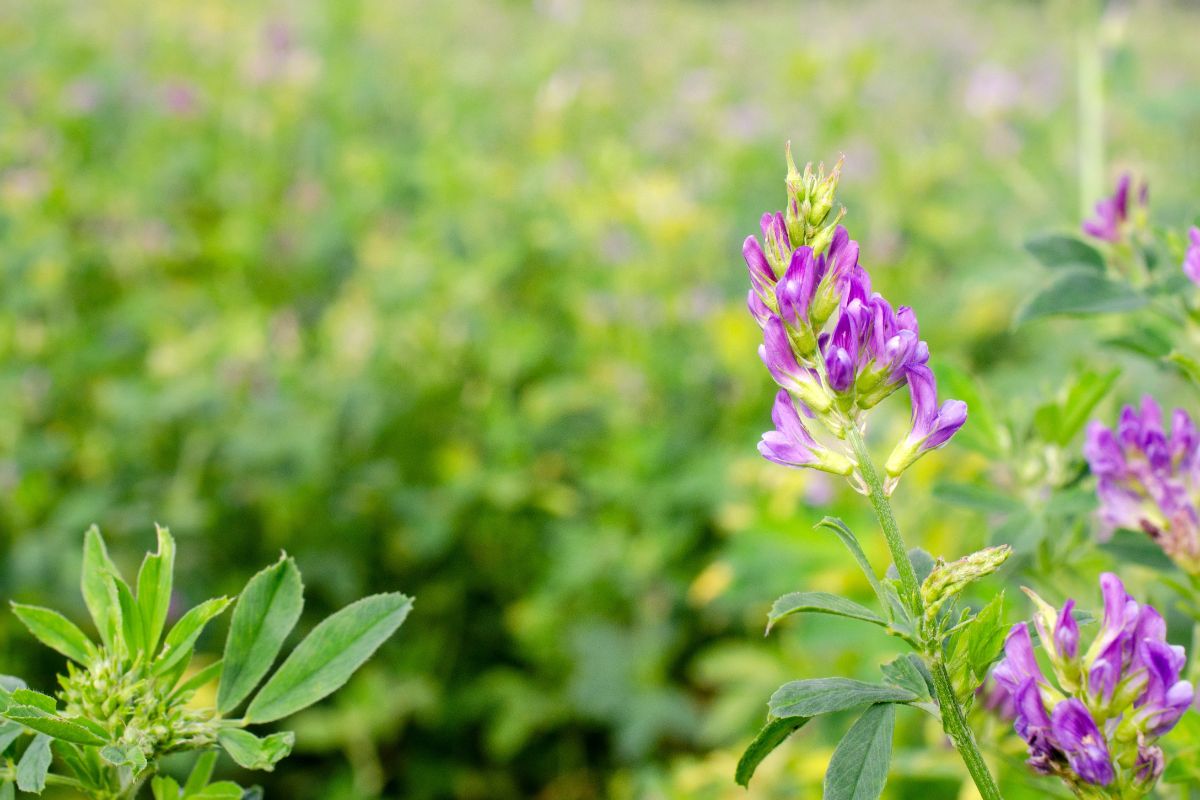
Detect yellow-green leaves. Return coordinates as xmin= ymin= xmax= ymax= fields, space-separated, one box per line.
xmin=217 ymin=728 xmax=294 ymax=771
xmin=137 ymin=526 xmax=176 ymax=656
xmin=217 ymin=555 xmax=304 ymax=714
xmin=244 ymin=593 xmax=412 ymax=724
xmin=10 ymin=604 xmax=95 ymax=665
xmin=155 ymin=597 xmax=233 ymax=677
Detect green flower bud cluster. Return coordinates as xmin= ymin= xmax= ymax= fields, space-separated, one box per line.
xmin=920 ymin=545 xmax=1012 ymax=631
xmin=59 ymin=655 xmax=217 ymax=760
xmin=784 ymin=143 xmax=845 ymax=256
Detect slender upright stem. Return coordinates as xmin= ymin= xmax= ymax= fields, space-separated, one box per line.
xmin=845 ymin=426 xmax=1004 ymax=800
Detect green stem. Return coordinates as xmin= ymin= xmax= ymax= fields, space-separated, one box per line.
xmin=846 ymin=426 xmax=1004 ymax=800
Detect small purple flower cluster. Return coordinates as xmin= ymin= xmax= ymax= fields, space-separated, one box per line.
xmin=744 ymin=151 xmax=966 ymax=484
xmin=1084 ymin=396 xmax=1200 ymax=575
xmin=1082 ymin=173 xmax=1148 ymax=244
xmin=993 ymin=574 xmax=1193 ymax=795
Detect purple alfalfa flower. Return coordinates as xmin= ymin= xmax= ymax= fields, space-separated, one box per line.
xmin=758 ymin=390 xmax=853 ymax=476
xmin=1084 ymin=397 xmax=1200 ymax=574
xmin=1049 ymin=699 xmax=1115 ymax=786
xmin=995 ymin=573 xmax=1194 ymax=793
xmin=1183 ymin=226 xmax=1200 ymax=285
xmin=1082 ymin=172 xmax=1147 ymax=244
xmin=759 ymin=315 xmax=831 ymax=414
xmin=882 ymin=364 xmax=968 ymax=478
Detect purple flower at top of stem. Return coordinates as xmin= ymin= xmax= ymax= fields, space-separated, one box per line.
xmin=744 ymin=149 xmax=965 ymax=489
xmin=1182 ymin=226 xmax=1200 ymax=285
xmin=1083 ymin=395 xmax=1200 ymax=574
xmin=1082 ymin=172 xmax=1148 ymax=244
xmin=990 ymin=573 xmax=1193 ymax=795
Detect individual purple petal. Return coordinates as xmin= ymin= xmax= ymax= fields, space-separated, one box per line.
xmin=1184 ymin=226 xmax=1200 ymax=285
xmin=1054 ymin=599 xmax=1079 ymax=661
xmin=744 ymin=236 xmax=775 ymax=301
xmin=1050 ymin=699 xmax=1114 ymax=786
xmin=992 ymin=624 xmax=1044 ymax=692
xmin=757 ymin=390 xmax=852 ymax=475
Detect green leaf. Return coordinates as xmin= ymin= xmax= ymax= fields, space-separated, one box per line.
xmin=173 ymin=660 xmax=224 ymax=700
xmin=217 ymin=556 xmax=304 ymax=714
xmin=138 ymin=525 xmax=177 ymax=656
xmin=10 ymin=604 xmax=95 ymax=665
xmin=823 ymin=704 xmax=895 ymax=800
xmin=0 ymin=677 xmax=25 ymax=693
xmin=931 ymin=363 xmax=1005 ymax=457
xmin=0 ymin=780 xmax=12 ymax=800
xmin=10 ymin=690 xmax=56 ymax=714
xmin=1016 ymin=271 xmax=1145 ymax=324
xmin=1056 ymin=368 xmax=1119 ymax=445
xmin=735 ymin=716 xmax=810 ymax=788
xmin=152 ymin=776 xmax=182 ymax=800
xmin=886 ymin=549 xmax=936 ymax=585
xmin=816 ymin=518 xmax=890 ymax=616
xmin=1099 ymin=529 xmax=1179 ymax=572
xmin=932 ymin=482 xmax=1022 ymax=513
xmin=217 ymin=728 xmax=295 ymax=771
xmin=1 ymin=705 xmax=108 ymax=745
xmin=769 ymin=678 xmax=916 ymax=719
xmin=245 ymin=593 xmax=412 ymax=724
xmin=188 ymin=783 xmax=244 ymax=800
xmin=81 ymin=526 xmax=122 ymax=651
xmin=965 ymin=593 xmax=1007 ymax=677
xmin=100 ymin=743 xmax=147 ymax=772
xmin=880 ymin=655 xmax=931 ymax=701
xmin=766 ymin=592 xmax=886 ymax=633
xmin=184 ymin=751 xmax=219 ymax=795
xmin=1168 ymin=351 xmax=1200 ymax=389
xmin=16 ymin=733 xmax=52 ymax=794
xmin=117 ymin=578 xmax=146 ymax=659
xmin=156 ymin=597 xmax=233 ymax=676
xmin=0 ymin=721 xmax=23 ymax=755
xmin=1024 ymin=233 xmax=1105 ymax=272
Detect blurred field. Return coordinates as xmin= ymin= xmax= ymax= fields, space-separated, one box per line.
xmin=2 ymin=0 xmax=1200 ymax=797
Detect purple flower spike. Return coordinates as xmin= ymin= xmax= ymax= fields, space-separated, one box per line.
xmin=1183 ymin=226 xmax=1200 ymax=285
xmin=883 ymin=365 xmax=968 ymax=477
xmin=758 ymin=391 xmax=853 ymax=475
xmin=990 ymin=573 xmax=1192 ymax=794
xmin=1083 ymin=173 xmax=1146 ymax=244
xmin=759 ymin=316 xmax=831 ymax=413
xmin=1050 ymin=700 xmax=1114 ymax=786
xmin=1084 ymin=398 xmax=1200 ymax=574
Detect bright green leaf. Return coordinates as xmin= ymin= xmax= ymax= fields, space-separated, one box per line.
xmin=218 ymin=556 xmax=304 ymax=714
xmin=10 ymin=604 xmax=95 ymax=665
xmin=245 ymin=593 xmax=412 ymax=724
xmin=1 ymin=705 xmax=108 ymax=745
xmin=0 ymin=780 xmax=12 ymax=800
xmin=184 ymin=751 xmax=219 ymax=795
xmin=81 ymin=526 xmax=122 ymax=651
xmin=188 ymin=782 xmax=244 ymax=800
xmin=138 ymin=525 xmax=176 ymax=656
xmin=173 ymin=660 xmax=224 ymax=700
xmin=932 ymin=363 xmax=1005 ymax=457
xmin=152 ymin=776 xmax=182 ymax=800
xmin=1168 ymin=351 xmax=1200 ymax=388
xmin=156 ymin=597 xmax=232 ymax=676
xmin=218 ymin=728 xmax=295 ymax=771
xmin=768 ymin=678 xmax=916 ymax=719
xmin=823 ymin=703 xmax=895 ymax=800
xmin=100 ymin=743 xmax=147 ymax=772
xmin=766 ymin=592 xmax=886 ymax=633
xmin=816 ymin=518 xmax=890 ymax=616
xmin=16 ymin=733 xmax=52 ymax=794
xmin=735 ymin=716 xmax=810 ymax=788
xmin=10 ymin=690 xmax=56 ymax=713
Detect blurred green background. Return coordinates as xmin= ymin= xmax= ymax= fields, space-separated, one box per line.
xmin=1 ymin=0 xmax=1199 ymax=797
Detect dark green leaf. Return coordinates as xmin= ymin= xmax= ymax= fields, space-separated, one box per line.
xmin=245 ymin=593 xmax=412 ymax=723
xmin=735 ymin=716 xmax=810 ymax=788
xmin=823 ymin=704 xmax=895 ymax=800
xmin=886 ymin=549 xmax=936 ymax=585
xmin=1016 ymin=271 xmax=1145 ymax=324
xmin=218 ymin=556 xmax=304 ymax=714
xmin=217 ymin=728 xmax=294 ymax=771
xmin=879 ymin=655 xmax=931 ymax=700
xmin=1099 ymin=529 xmax=1178 ymax=572
xmin=16 ymin=733 xmax=52 ymax=794
xmin=137 ymin=525 xmax=177 ymax=656
xmin=931 ymin=483 xmax=1022 ymax=513
xmin=816 ymin=518 xmax=890 ymax=616
xmin=768 ymin=678 xmax=916 ymax=719
xmin=766 ymin=592 xmax=886 ymax=633
xmin=1024 ymin=233 xmax=1105 ymax=272
xmin=10 ymin=604 xmax=95 ymax=665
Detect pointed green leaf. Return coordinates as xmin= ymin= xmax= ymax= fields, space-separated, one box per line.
xmin=823 ymin=703 xmax=895 ymax=800
xmin=816 ymin=518 xmax=889 ymax=615
xmin=0 ymin=721 xmax=23 ymax=755
xmin=116 ymin=578 xmax=146 ymax=659
xmin=10 ymin=690 xmax=56 ymax=714
xmin=188 ymin=782 xmax=244 ymax=800
xmin=766 ymin=592 xmax=886 ymax=633
xmin=768 ymin=678 xmax=916 ymax=719
xmin=173 ymin=660 xmax=224 ymax=700
xmin=81 ymin=526 xmax=122 ymax=650
xmin=217 ymin=728 xmax=294 ymax=771
xmin=138 ymin=525 xmax=176 ymax=656
xmin=152 ymin=776 xmax=182 ymax=800
xmin=1168 ymin=351 xmax=1200 ymax=388
xmin=155 ymin=597 xmax=232 ymax=676
xmin=16 ymin=733 xmax=52 ymax=794
xmin=245 ymin=593 xmax=412 ymax=723
xmin=184 ymin=751 xmax=219 ymax=795
xmin=880 ymin=655 xmax=932 ymax=701
xmin=217 ymin=556 xmax=304 ymax=714
xmin=1024 ymin=233 xmax=1105 ymax=272
xmin=1 ymin=705 xmax=108 ymax=745
xmin=735 ymin=716 xmax=810 ymax=788
xmin=10 ymin=604 xmax=95 ymax=665
xmin=100 ymin=743 xmax=147 ymax=772
xmin=1016 ymin=271 xmax=1145 ymax=324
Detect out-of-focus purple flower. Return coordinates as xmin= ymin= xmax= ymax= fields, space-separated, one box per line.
xmin=1082 ymin=173 xmax=1147 ymax=243
xmin=991 ymin=573 xmax=1193 ymax=793
xmin=758 ymin=391 xmax=853 ymax=475
xmin=1084 ymin=396 xmax=1200 ymax=574
xmin=883 ymin=365 xmax=968 ymax=477
xmin=1182 ymin=226 xmax=1200 ymax=285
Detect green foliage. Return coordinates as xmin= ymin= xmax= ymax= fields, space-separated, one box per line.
xmin=1016 ymin=272 xmax=1146 ymax=323
xmin=822 ymin=703 xmax=895 ymax=800
xmin=1024 ymin=234 xmax=1106 ymax=273
xmin=765 ymin=592 xmax=887 ymax=633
